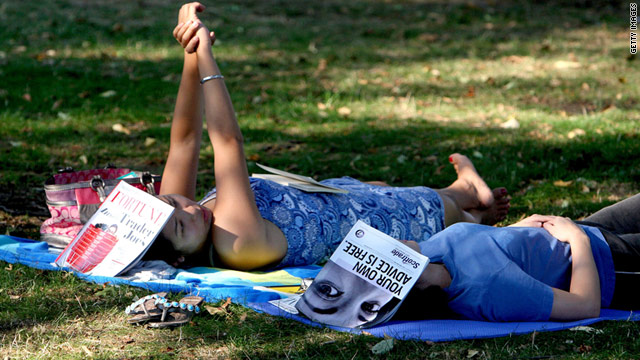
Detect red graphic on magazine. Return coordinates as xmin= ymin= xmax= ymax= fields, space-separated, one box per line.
xmin=66 ymin=224 xmax=119 ymax=273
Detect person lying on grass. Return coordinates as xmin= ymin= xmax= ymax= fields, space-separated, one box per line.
xmin=145 ymin=3 xmax=510 ymax=271
xmin=383 ymin=194 xmax=640 ymax=322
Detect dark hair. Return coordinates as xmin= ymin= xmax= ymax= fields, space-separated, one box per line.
xmin=143 ymin=232 xmax=176 ymax=263
xmin=143 ymin=232 xmax=211 ymax=268
xmin=392 ymin=285 xmax=457 ymax=320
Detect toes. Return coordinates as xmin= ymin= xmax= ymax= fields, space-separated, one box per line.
xmin=492 ymin=187 xmax=508 ymax=199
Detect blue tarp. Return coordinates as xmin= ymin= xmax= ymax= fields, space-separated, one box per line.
xmin=2 ymin=235 xmax=638 ymax=342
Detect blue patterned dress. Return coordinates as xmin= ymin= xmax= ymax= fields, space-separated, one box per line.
xmin=200 ymin=177 xmax=444 ymax=268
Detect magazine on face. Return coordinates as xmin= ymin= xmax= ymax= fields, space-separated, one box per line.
xmin=54 ymin=181 xmax=174 ymax=277
xmin=252 ymin=163 xmax=348 ymax=194
xmin=269 ymin=220 xmax=429 ymax=329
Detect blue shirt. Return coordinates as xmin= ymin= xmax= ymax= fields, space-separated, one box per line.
xmin=419 ymin=223 xmax=616 ymax=321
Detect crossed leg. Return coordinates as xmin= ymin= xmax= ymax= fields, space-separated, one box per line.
xmin=366 ymin=153 xmax=510 ymax=226
xmin=435 ymin=153 xmax=510 ymax=226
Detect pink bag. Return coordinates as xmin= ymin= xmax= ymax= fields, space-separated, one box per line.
xmin=40 ymin=167 xmax=161 ymax=248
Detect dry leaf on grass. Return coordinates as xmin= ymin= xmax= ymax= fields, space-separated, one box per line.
xmin=553 ymin=180 xmax=573 ymax=187
xmin=337 ymin=106 xmax=352 ymax=116
xmin=100 ymin=90 xmax=117 ymax=98
xmin=112 ymin=123 xmax=131 ymax=135
xmin=567 ymin=128 xmax=586 ymax=139
xmin=371 ymin=338 xmax=394 ymax=354
xmin=205 ymin=297 xmax=232 ymax=316
xmin=500 ymin=117 xmax=520 ymax=129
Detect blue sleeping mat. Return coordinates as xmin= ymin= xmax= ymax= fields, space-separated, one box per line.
xmin=2 ymin=235 xmax=638 ymax=342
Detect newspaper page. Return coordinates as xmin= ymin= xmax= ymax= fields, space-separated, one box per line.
xmin=253 ymin=163 xmax=348 ymax=194
xmin=289 ymin=220 xmax=429 ymax=328
xmin=55 ymin=181 xmax=174 ymax=277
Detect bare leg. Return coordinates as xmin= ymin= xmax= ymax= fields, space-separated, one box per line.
xmin=365 ymin=154 xmax=509 ymax=225
xmin=435 ymin=154 xmax=510 ymax=226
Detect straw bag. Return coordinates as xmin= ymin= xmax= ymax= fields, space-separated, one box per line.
xmin=40 ymin=166 xmax=161 ymax=248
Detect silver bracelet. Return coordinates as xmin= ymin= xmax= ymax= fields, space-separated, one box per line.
xmin=200 ymin=74 xmax=224 ymax=84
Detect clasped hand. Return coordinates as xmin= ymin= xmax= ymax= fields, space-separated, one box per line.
xmin=510 ymin=214 xmax=587 ymax=243
xmin=173 ymin=2 xmax=216 ymax=53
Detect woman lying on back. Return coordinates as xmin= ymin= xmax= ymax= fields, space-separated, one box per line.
xmin=385 ymin=194 xmax=640 ymax=323
xmin=147 ymin=3 xmax=510 ymax=271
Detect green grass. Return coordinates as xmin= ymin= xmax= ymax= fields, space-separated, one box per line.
xmin=1 ymin=0 xmax=639 ymax=358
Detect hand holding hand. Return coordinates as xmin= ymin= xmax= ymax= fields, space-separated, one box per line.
xmin=508 ymin=214 xmax=546 ymax=228
xmin=178 ymin=2 xmax=205 ymax=25
xmin=173 ymin=2 xmax=216 ymax=53
xmin=539 ymin=215 xmax=587 ymax=244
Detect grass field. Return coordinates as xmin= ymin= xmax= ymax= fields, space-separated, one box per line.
xmin=1 ymin=0 xmax=639 ymax=358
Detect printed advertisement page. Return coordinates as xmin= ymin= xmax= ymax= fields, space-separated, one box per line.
xmin=55 ymin=181 xmax=174 ymax=277
xmin=293 ymin=220 xmax=429 ymax=328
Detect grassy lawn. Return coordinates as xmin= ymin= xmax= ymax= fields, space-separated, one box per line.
xmin=1 ymin=0 xmax=639 ymax=358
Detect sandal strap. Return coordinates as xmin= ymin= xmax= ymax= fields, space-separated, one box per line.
xmin=155 ymin=298 xmax=201 ymax=314
xmin=124 ymin=294 xmax=166 ymax=315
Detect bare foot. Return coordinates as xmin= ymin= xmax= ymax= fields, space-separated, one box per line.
xmin=444 ymin=153 xmax=495 ymax=210
xmin=469 ymin=187 xmax=511 ymax=225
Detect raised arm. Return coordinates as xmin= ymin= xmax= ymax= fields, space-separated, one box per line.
xmin=159 ymin=3 xmax=207 ymax=200
xmin=175 ymin=18 xmax=286 ymax=269
xmin=528 ymin=215 xmax=601 ymax=320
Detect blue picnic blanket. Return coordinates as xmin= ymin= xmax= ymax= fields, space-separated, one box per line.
xmin=2 ymin=235 xmax=638 ymax=342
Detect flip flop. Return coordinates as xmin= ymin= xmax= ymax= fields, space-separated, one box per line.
xmin=148 ymin=295 xmax=204 ymax=328
xmin=125 ymin=292 xmax=168 ymax=324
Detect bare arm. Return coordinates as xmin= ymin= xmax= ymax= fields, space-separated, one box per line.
xmin=189 ymin=23 xmax=286 ymax=269
xmin=527 ymin=215 xmax=601 ymax=320
xmin=159 ymin=3 xmax=207 ymax=200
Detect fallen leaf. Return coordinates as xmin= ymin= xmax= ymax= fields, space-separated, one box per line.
xmin=100 ymin=90 xmax=117 ymax=98
xmin=467 ymin=349 xmax=480 ymax=358
xmin=577 ymin=344 xmax=592 ymax=353
xmin=4 ymin=264 xmax=12 ymax=271
xmin=554 ymin=60 xmax=581 ymax=69
xmin=10 ymin=295 xmax=20 ymax=300
xmin=397 ymin=154 xmax=407 ymax=163
xmin=371 ymin=338 xmax=394 ymax=354
xmin=205 ymin=305 xmax=228 ymax=316
xmin=22 ymin=93 xmax=32 ymax=102
xmin=220 ymin=297 xmax=232 ymax=309
xmin=52 ymin=99 xmax=63 ymax=110
xmin=144 ymin=137 xmax=156 ymax=147
xmin=112 ymin=23 xmax=124 ymax=33
xmin=472 ymin=150 xmax=483 ymax=159
xmin=570 ymin=326 xmax=603 ymax=334
xmin=553 ymin=180 xmax=573 ymax=187
xmin=316 ymin=58 xmax=327 ymax=72
xmin=567 ymin=128 xmax=586 ymax=139
xmin=337 ymin=106 xmax=351 ymax=116
xmin=82 ymin=346 xmax=93 ymax=357
xmin=112 ymin=123 xmax=131 ymax=135
xmin=79 ymin=155 xmax=88 ymax=165
xmin=317 ymin=102 xmax=327 ymax=110
xmin=464 ymin=85 xmax=475 ymax=98
xmin=581 ymin=82 xmax=590 ymax=91
xmin=13 ymin=45 xmax=27 ymax=54
xmin=500 ymin=117 xmax=520 ymax=129
xmin=58 ymin=112 xmax=70 ymax=121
